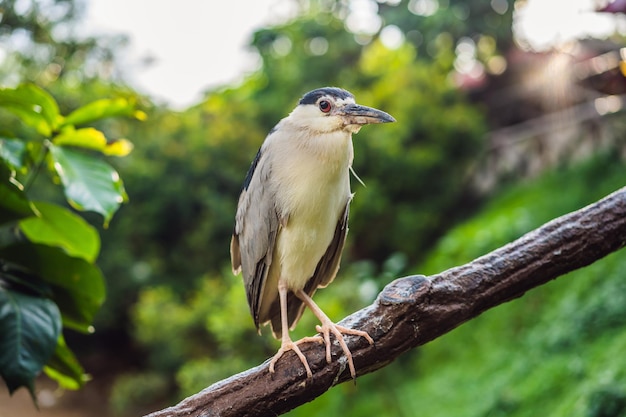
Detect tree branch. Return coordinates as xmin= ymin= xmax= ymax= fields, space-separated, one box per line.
xmin=145 ymin=186 xmax=626 ymax=417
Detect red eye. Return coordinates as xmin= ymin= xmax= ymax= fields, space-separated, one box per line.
xmin=319 ymin=100 xmax=331 ymax=113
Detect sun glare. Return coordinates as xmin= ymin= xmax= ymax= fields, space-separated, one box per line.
xmin=514 ymin=0 xmax=626 ymax=51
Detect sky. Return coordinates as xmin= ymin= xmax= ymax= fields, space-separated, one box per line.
xmin=83 ymin=0 xmax=623 ymax=109
xmin=84 ymin=0 xmax=296 ymax=108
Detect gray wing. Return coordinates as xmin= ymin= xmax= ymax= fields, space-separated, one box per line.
xmin=267 ymin=199 xmax=350 ymax=337
xmin=230 ymin=146 xmax=283 ymax=330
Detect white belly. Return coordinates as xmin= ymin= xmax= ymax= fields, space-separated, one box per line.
xmin=277 ymin=181 xmax=349 ymax=289
xmin=264 ymin=128 xmax=354 ymax=291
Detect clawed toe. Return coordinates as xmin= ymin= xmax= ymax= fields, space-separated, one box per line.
xmin=268 ymin=324 xmax=373 ymax=380
xmin=269 ymin=337 xmax=323 ymax=378
xmin=316 ymin=321 xmax=373 ymax=379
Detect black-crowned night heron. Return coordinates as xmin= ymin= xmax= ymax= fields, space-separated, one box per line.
xmin=231 ymin=87 xmax=395 ymax=379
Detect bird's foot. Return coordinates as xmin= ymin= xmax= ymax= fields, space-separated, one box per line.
xmin=315 ymin=321 xmax=374 ymax=379
xmin=269 ymin=336 xmax=322 ymax=378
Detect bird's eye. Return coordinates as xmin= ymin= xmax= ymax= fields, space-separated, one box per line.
xmin=319 ymin=100 xmax=332 ymax=113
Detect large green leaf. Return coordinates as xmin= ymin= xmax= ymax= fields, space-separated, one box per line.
xmin=0 ymin=286 xmax=61 ymax=395
xmin=0 ymin=84 xmax=61 ymax=136
xmin=0 ymin=243 xmax=106 ymax=332
xmin=0 ymin=180 xmax=35 ymax=226
xmin=0 ymin=138 xmax=28 ymax=170
xmin=0 ymin=105 xmax=51 ymax=136
xmin=43 ymin=334 xmax=88 ymax=390
xmin=49 ymin=144 xmax=128 ymax=226
xmin=63 ymin=97 xmax=147 ymax=127
xmin=0 ymin=262 xmax=53 ymax=298
xmin=19 ymin=202 xmax=100 ymax=263
xmin=53 ymin=127 xmax=134 ymax=156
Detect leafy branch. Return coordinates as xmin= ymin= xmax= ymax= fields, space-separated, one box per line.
xmin=145 ymin=186 xmax=626 ymax=417
xmin=0 ymin=84 xmax=144 ymax=398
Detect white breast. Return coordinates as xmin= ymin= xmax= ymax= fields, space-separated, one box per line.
xmin=270 ymin=129 xmax=353 ymax=290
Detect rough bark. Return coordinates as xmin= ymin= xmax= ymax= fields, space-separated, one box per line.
xmin=145 ymin=186 xmax=626 ymax=417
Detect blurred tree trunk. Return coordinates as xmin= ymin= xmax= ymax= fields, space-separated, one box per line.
xmin=144 ymin=186 xmax=626 ymax=417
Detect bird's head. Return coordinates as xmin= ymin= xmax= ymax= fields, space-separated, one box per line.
xmin=287 ymin=87 xmax=395 ymax=134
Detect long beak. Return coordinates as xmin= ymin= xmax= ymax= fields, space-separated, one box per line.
xmin=340 ymin=103 xmax=396 ymax=125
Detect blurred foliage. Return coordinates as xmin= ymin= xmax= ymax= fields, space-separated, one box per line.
xmin=378 ymin=0 xmax=514 ymax=53
xmin=290 ymin=151 xmax=626 ymax=417
xmin=108 ymin=371 xmax=170 ymax=415
xmin=1 ymin=0 xmax=626 ymax=416
xmin=349 ymin=40 xmax=485 ymax=262
xmin=420 ymin=151 xmax=626 ymax=274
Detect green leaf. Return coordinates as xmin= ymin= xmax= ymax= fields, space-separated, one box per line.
xmin=0 ymin=84 xmax=61 ymax=136
xmin=0 ymin=243 xmax=106 ymax=332
xmin=0 ymin=286 xmax=61 ymax=395
xmin=19 ymin=202 xmax=100 ymax=263
xmin=0 ymin=180 xmax=35 ymax=226
xmin=53 ymin=127 xmax=134 ymax=157
xmin=0 ymin=138 xmax=28 ymax=170
xmin=63 ymin=97 xmax=147 ymax=127
xmin=43 ymin=334 xmax=88 ymax=390
xmin=0 ymin=104 xmax=51 ymax=136
xmin=49 ymin=144 xmax=128 ymax=226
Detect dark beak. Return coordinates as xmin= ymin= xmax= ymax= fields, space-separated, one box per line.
xmin=340 ymin=103 xmax=396 ymax=125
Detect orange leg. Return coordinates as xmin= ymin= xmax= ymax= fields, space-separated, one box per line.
xmin=295 ymin=289 xmax=374 ymax=379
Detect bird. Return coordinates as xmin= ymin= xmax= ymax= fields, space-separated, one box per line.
xmin=230 ymin=87 xmax=395 ymax=379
